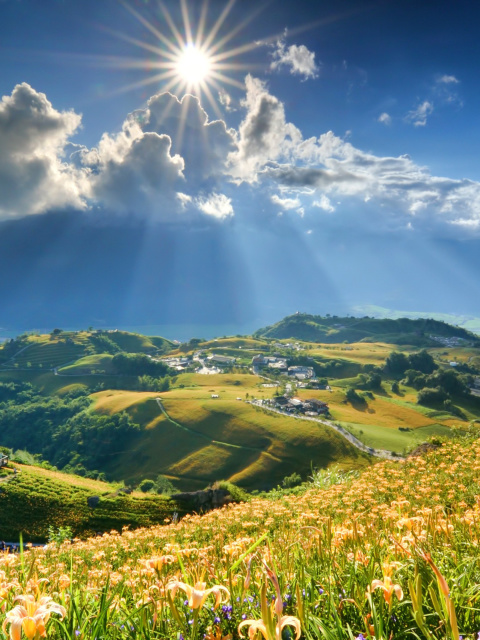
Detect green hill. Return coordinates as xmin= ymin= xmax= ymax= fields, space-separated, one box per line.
xmin=254 ymin=313 xmax=480 ymax=345
xmin=1 ymin=319 xmax=480 ymax=502
xmin=0 ymin=463 xmax=181 ymax=541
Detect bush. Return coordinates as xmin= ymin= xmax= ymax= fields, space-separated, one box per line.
xmin=138 ymin=479 xmax=155 ymax=493
xmin=282 ymin=472 xmax=302 ymax=488
xmin=417 ymin=386 xmax=447 ymax=406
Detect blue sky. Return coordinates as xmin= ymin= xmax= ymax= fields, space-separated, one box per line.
xmin=1 ymin=0 xmax=480 ymax=335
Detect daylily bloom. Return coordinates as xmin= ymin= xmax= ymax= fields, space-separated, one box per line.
xmin=167 ymin=579 xmax=229 ymax=610
xmin=2 ymin=594 xmax=66 ymax=640
xmin=239 ymin=615 xmax=301 ymax=640
xmin=370 ymin=576 xmax=404 ymax=606
xmin=238 ymin=564 xmax=301 ymax=640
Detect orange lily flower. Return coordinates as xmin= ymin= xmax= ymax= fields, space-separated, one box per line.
xmin=370 ymin=575 xmax=404 ymax=606
xmin=238 ymin=564 xmax=301 ymax=640
xmin=167 ymin=579 xmax=229 ymax=610
xmin=2 ymin=594 xmax=66 ymax=640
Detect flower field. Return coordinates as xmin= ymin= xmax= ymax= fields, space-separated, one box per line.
xmin=2 ymin=437 xmax=480 ymax=640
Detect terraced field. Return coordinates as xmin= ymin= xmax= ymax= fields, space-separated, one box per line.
xmin=5 ymin=339 xmax=86 ymax=369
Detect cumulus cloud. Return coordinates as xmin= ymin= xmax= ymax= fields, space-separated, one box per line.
xmin=195 ymin=192 xmax=234 ymax=219
xmin=139 ymin=92 xmax=236 ymax=184
xmin=378 ymin=112 xmax=392 ymax=125
xmin=3 ymin=78 xmax=480 ymax=233
xmin=228 ymin=78 xmax=480 ymax=231
xmin=0 ymin=83 xmax=88 ymax=218
xmin=270 ymin=35 xmax=319 ymax=80
xmin=406 ymin=100 xmax=434 ymax=126
xmin=228 ymin=75 xmax=300 ymax=181
xmin=80 ymin=91 xmax=236 ymax=219
xmin=88 ymin=126 xmax=185 ymax=216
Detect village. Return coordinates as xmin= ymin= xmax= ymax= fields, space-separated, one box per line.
xmin=259 ymin=395 xmax=330 ymax=416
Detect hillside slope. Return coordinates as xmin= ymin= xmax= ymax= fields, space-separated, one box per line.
xmin=254 ymin=313 xmax=480 ymax=345
xmin=2 ymin=437 xmax=480 ymax=640
xmin=0 ymin=463 xmax=180 ymax=540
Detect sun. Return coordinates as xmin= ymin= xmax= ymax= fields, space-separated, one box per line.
xmin=175 ymin=44 xmax=212 ymax=87
xmin=103 ymin=0 xmax=261 ymax=118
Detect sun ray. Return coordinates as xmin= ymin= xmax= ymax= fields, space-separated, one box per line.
xmin=214 ymin=62 xmax=264 ymax=71
xmin=180 ymin=0 xmax=193 ymax=45
xmin=201 ymin=0 xmax=236 ymax=52
xmin=158 ymin=1 xmax=186 ymax=50
xmin=175 ymin=92 xmax=193 ymax=152
xmin=99 ymin=24 xmax=178 ymax=62
xmin=209 ymin=70 xmax=245 ymax=90
xmin=207 ymin=1 xmax=268 ymax=56
xmin=104 ymin=69 xmax=179 ymax=97
xmin=200 ymin=82 xmax=224 ymax=120
xmin=195 ymin=0 xmax=209 ymax=50
xmin=209 ymin=40 xmax=262 ymax=64
xmin=118 ymin=0 xmax=180 ymax=56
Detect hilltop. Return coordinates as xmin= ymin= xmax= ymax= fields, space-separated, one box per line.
xmin=254 ymin=313 xmax=480 ymax=345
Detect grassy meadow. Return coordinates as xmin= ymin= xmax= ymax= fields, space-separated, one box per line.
xmin=89 ymin=373 xmax=369 ymax=490
xmin=1 ymin=437 xmax=480 ymax=639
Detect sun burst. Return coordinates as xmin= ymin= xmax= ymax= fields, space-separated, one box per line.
xmin=175 ymin=44 xmax=212 ymax=88
xmin=99 ymin=0 xmax=265 ymax=119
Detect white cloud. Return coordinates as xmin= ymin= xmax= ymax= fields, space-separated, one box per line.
xmin=378 ymin=112 xmax=392 ymax=125
xmin=437 ymin=75 xmax=459 ymax=84
xmin=195 ymin=192 xmax=234 ymax=219
xmin=270 ymin=35 xmax=319 ymax=80
xmin=313 ymin=194 xmax=335 ymax=213
xmin=138 ymin=92 xmax=236 ymax=184
xmin=81 ymin=92 xmax=236 ymax=219
xmin=228 ymin=75 xmax=300 ymax=181
xmin=0 ymin=83 xmax=88 ymax=218
xmin=88 ymin=126 xmax=185 ymax=216
xmin=406 ymin=100 xmax=434 ymax=127
xmin=218 ymin=89 xmax=236 ymax=112
xmin=271 ymin=194 xmax=302 ymax=210
xmin=228 ymin=77 xmax=480 ymax=231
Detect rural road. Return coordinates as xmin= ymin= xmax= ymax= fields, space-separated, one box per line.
xmin=248 ymin=400 xmax=400 ymax=461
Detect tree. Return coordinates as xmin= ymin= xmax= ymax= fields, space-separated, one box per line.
xmin=138 ymin=479 xmax=155 ymax=493
xmin=384 ymin=352 xmax=409 ymax=375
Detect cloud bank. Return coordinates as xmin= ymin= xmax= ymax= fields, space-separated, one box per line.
xmin=1 ymin=79 xmax=480 ymax=233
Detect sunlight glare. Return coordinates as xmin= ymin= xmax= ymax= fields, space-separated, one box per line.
xmin=176 ymin=44 xmax=212 ymax=86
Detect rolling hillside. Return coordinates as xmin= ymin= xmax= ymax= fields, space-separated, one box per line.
xmin=0 ymin=462 xmax=181 ymax=541
xmin=0 ymin=318 xmax=479 ymax=498
xmin=89 ymin=375 xmax=370 ymax=491
xmin=254 ymin=313 xmax=480 ymax=345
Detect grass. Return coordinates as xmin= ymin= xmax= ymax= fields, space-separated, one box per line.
xmin=337 ymin=420 xmax=452 ymax=452
xmin=88 ymin=382 xmax=369 ymax=491
xmin=58 ymin=354 xmax=114 ymax=375
xmin=4 ymin=340 xmax=86 ymax=369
